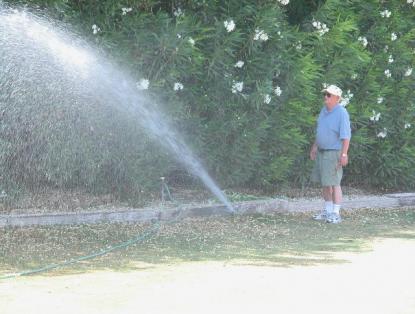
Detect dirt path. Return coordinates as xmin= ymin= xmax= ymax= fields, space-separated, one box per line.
xmin=1 ymin=237 xmax=415 ymax=314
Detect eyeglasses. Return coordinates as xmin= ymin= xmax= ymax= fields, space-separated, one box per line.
xmin=324 ymin=92 xmax=332 ymax=98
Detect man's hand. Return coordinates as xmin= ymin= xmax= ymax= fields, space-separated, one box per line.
xmin=310 ymin=144 xmax=318 ymax=160
xmin=338 ymin=154 xmax=348 ymax=167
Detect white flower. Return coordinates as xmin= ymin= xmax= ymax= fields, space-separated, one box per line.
xmin=370 ymin=110 xmax=381 ymax=122
xmin=264 ymin=94 xmax=272 ymax=104
xmin=277 ymin=0 xmax=290 ymax=5
xmin=173 ymin=8 xmax=184 ymax=17
xmin=137 ymin=79 xmax=150 ymax=90
xmin=377 ymin=128 xmax=387 ymax=138
xmin=407 ymin=0 xmax=415 ymax=7
xmin=173 ymin=82 xmax=184 ymax=91
xmin=377 ymin=97 xmax=384 ymax=104
xmin=405 ymin=123 xmax=411 ymax=129
xmin=92 ymin=24 xmax=101 ymax=35
xmin=358 ymin=36 xmax=368 ymax=48
xmin=234 ymin=61 xmax=244 ymax=68
xmin=405 ymin=67 xmax=413 ymax=76
xmin=384 ymin=45 xmax=389 ymax=52
xmin=388 ymin=55 xmax=394 ymax=63
xmin=231 ymin=81 xmax=244 ymax=94
xmin=254 ymin=29 xmax=269 ymax=41
xmin=296 ymin=42 xmax=302 ymax=50
xmin=188 ymin=37 xmax=195 ymax=46
xmin=319 ymin=25 xmax=329 ymax=36
xmin=253 ymin=29 xmax=262 ymax=41
xmin=260 ymin=33 xmax=269 ymax=41
xmin=380 ymin=10 xmax=391 ymax=18
xmin=121 ymin=7 xmax=132 ymax=15
xmin=177 ymin=34 xmax=182 ymax=39
xmin=312 ymin=20 xmax=329 ymax=36
xmin=340 ymin=90 xmax=354 ymax=107
xmin=391 ymin=33 xmax=397 ymax=41
xmin=274 ymin=86 xmax=282 ymax=96
xmin=351 ymin=73 xmax=358 ymax=80
xmin=384 ymin=69 xmax=392 ymax=78
xmin=224 ymin=20 xmax=235 ymax=32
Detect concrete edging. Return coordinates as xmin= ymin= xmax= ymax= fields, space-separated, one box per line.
xmin=0 ymin=193 xmax=414 ymax=227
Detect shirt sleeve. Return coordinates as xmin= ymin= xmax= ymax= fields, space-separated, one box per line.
xmin=339 ymin=109 xmax=351 ymax=140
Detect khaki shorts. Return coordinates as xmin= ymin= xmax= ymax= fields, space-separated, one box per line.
xmin=311 ymin=150 xmax=343 ymax=187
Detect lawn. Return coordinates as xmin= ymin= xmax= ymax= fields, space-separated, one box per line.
xmin=1 ymin=208 xmax=415 ymax=314
xmin=1 ymin=207 xmax=414 ymax=274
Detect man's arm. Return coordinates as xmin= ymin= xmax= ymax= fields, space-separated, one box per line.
xmin=339 ymin=108 xmax=351 ymax=167
xmin=310 ymin=141 xmax=318 ymax=160
xmin=339 ymin=138 xmax=350 ymax=166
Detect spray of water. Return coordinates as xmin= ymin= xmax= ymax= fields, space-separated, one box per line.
xmin=0 ymin=6 xmax=234 ymax=212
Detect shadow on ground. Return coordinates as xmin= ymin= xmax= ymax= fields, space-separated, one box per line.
xmin=0 ymin=207 xmax=414 ymax=277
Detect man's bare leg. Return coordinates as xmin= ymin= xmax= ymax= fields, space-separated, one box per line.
xmin=323 ymin=186 xmax=333 ymax=201
xmin=332 ymin=185 xmax=342 ymax=215
xmin=333 ymin=185 xmax=342 ymax=205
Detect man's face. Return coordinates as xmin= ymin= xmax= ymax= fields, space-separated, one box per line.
xmin=324 ymin=92 xmax=340 ymax=107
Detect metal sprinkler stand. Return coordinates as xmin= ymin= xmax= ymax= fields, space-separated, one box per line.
xmin=160 ymin=177 xmax=173 ymax=203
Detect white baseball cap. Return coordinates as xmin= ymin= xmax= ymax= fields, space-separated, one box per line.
xmin=322 ymin=84 xmax=342 ymax=98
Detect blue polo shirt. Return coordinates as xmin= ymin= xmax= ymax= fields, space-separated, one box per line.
xmin=316 ymin=104 xmax=351 ymax=150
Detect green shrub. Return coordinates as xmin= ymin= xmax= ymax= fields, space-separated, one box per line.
xmin=1 ymin=0 xmax=414 ymax=199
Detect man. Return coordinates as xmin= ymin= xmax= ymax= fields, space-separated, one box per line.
xmin=310 ymin=85 xmax=351 ymax=223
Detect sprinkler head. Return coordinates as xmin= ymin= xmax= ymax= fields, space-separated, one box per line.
xmin=226 ymin=204 xmax=236 ymax=214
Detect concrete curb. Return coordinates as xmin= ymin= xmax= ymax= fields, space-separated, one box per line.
xmin=0 ymin=194 xmax=414 ymax=227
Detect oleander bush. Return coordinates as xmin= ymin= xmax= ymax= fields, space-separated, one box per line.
xmin=0 ymin=0 xmax=414 ymax=201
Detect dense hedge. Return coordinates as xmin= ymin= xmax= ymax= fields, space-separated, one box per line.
xmin=1 ymin=0 xmax=414 ymax=198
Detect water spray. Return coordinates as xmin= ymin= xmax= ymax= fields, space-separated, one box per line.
xmin=0 ymin=5 xmax=234 ymax=213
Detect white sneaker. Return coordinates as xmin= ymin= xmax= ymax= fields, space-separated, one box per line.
xmin=326 ymin=212 xmax=342 ymax=224
xmin=313 ymin=210 xmax=328 ymax=221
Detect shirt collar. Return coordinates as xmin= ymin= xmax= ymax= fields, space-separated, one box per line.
xmin=323 ymin=103 xmax=341 ymax=114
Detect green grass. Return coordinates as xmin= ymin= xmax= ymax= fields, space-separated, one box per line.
xmin=0 ymin=207 xmax=414 ymax=277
